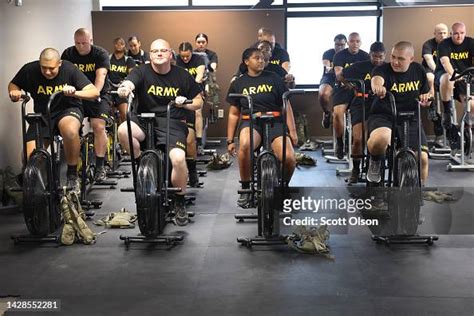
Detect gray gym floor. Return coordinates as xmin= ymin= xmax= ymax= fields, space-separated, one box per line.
xmin=0 ymin=141 xmax=473 ymax=316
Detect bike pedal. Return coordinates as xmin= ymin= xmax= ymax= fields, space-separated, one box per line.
xmin=121 ymin=187 xmax=134 ymax=192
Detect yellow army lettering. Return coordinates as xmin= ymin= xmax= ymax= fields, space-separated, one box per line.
xmin=270 ymin=60 xmax=280 ymax=65
xmin=364 ymin=73 xmax=371 ymax=81
xmin=75 ymin=63 xmax=96 ymax=72
xmin=187 ymin=68 xmax=198 ymax=76
xmin=390 ymin=80 xmax=420 ymax=93
xmin=147 ymin=86 xmax=180 ymax=97
xmin=450 ymin=51 xmax=469 ymax=60
xmin=110 ymin=64 xmax=127 ymax=74
xmin=242 ymin=84 xmax=273 ymax=95
xmin=37 ymin=84 xmax=66 ymax=95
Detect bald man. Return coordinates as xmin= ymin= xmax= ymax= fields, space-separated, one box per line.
xmin=62 ymin=28 xmax=112 ymax=183
xmin=367 ymin=41 xmax=431 ymax=184
xmin=422 ymin=23 xmax=448 ymax=145
xmin=117 ymin=39 xmax=203 ymax=226
xmin=258 ymin=28 xmax=291 ymax=72
xmin=435 ymin=22 xmax=474 ymax=131
xmin=8 ymin=48 xmax=99 ymax=191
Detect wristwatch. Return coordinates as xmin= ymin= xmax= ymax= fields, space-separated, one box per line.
xmin=226 ymin=139 xmax=234 ymax=145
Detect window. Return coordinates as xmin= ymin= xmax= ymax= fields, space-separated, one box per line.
xmin=287 ymin=15 xmax=378 ymax=86
xmin=100 ymin=0 xmax=188 ymax=7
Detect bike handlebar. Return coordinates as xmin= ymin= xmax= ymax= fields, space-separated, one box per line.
xmin=47 ymin=91 xmax=64 ymax=116
xmin=450 ymin=66 xmax=474 ymax=82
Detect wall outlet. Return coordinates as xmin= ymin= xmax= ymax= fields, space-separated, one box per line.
xmin=218 ymin=109 xmax=224 ymax=118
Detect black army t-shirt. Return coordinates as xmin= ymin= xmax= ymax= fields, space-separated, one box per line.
xmin=237 ymin=62 xmax=288 ymax=79
xmin=125 ymin=64 xmax=201 ymax=120
xmin=436 ymin=36 xmax=474 ymax=73
xmin=269 ymin=46 xmax=290 ymax=68
xmin=61 ymin=45 xmax=110 ymax=94
xmin=371 ymin=62 xmax=429 ymax=114
xmin=11 ymin=60 xmax=91 ymax=113
xmin=342 ymin=60 xmax=382 ymax=94
xmin=421 ymin=38 xmax=438 ymax=70
xmin=176 ymin=54 xmax=206 ymax=80
xmin=333 ymin=48 xmax=370 ymax=69
xmin=194 ymin=49 xmax=218 ymax=72
xmin=323 ymin=48 xmax=337 ymax=70
xmin=226 ymin=70 xmax=288 ymax=114
xmin=109 ymin=54 xmax=135 ymax=85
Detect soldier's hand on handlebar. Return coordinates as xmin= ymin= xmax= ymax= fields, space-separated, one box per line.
xmin=118 ymin=85 xmax=131 ymax=98
xmin=174 ymin=96 xmax=187 ymax=108
xmin=62 ymin=84 xmax=76 ymax=97
xmin=9 ymin=90 xmax=22 ymax=102
xmin=373 ymin=86 xmax=386 ymax=98
xmin=419 ymin=92 xmax=433 ymax=107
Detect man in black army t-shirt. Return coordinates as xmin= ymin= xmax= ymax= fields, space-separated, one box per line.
xmin=62 ymin=27 xmax=112 ymax=183
xmin=366 ymin=41 xmax=432 ymax=185
xmin=340 ymin=41 xmax=386 ymax=183
xmin=117 ymin=39 xmax=203 ymax=226
xmin=8 ymin=48 xmax=99 ymax=191
xmin=176 ymin=42 xmax=206 ymax=188
xmin=332 ymin=32 xmax=370 ymax=159
xmin=226 ymin=48 xmax=298 ymax=208
xmin=435 ymin=22 xmax=474 ymax=131
xmin=319 ymin=34 xmax=347 ymax=129
xmin=421 ymin=23 xmax=448 ymax=145
xmin=258 ymin=28 xmax=291 ymax=73
xmin=127 ymin=35 xmax=150 ymax=66
xmin=109 ymin=37 xmax=135 ymax=123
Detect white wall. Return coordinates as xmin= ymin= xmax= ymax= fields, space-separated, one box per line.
xmin=0 ymin=0 xmax=94 ymax=170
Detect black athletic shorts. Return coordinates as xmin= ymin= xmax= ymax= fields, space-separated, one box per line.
xmin=368 ymin=113 xmax=428 ymax=152
xmin=320 ymin=72 xmax=336 ymax=88
xmin=25 ymin=107 xmax=83 ymax=142
xmin=131 ymin=113 xmax=188 ymax=151
xmin=434 ymin=69 xmax=473 ymax=102
xmin=332 ymin=85 xmax=355 ymax=107
xmin=350 ymin=96 xmax=373 ymax=126
xmin=185 ymin=110 xmax=196 ymax=130
xmin=239 ymin=118 xmax=286 ymax=145
xmin=83 ymin=94 xmax=112 ymax=121
xmin=110 ymin=93 xmax=128 ymax=107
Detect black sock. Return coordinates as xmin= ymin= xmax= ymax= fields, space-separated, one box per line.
xmin=96 ymin=156 xmax=105 ymax=168
xmin=196 ymin=138 xmax=202 ymax=146
xmin=67 ymin=165 xmax=77 ymax=179
xmin=175 ymin=194 xmax=185 ymax=206
xmin=443 ymin=100 xmax=453 ymax=114
xmin=186 ymin=158 xmax=196 ymax=173
xmin=370 ymin=154 xmax=384 ymax=161
xmin=241 ymin=181 xmax=250 ymax=189
xmin=337 ymin=137 xmax=343 ymax=145
xmin=353 ymin=159 xmax=361 ymax=171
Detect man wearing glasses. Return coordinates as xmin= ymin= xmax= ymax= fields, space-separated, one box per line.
xmin=117 ymin=39 xmax=203 ymax=226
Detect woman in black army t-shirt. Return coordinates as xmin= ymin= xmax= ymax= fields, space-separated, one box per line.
xmin=226 ymin=47 xmax=298 ymax=208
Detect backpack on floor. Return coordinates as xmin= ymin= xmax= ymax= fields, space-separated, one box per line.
xmin=60 ymin=189 xmax=96 ymax=245
xmin=286 ymin=225 xmax=333 ymax=259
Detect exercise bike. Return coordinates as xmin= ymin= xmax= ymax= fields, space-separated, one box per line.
xmin=370 ymin=92 xmax=438 ymax=245
xmin=446 ymin=66 xmax=474 ymax=171
xmin=12 ymin=92 xmax=66 ymax=243
xmin=231 ymin=90 xmax=305 ymax=247
xmin=117 ymin=93 xmax=194 ymax=246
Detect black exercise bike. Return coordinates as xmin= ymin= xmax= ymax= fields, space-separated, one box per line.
xmin=117 ymin=93 xmax=194 ymax=246
xmin=12 ymin=92 xmax=65 ymax=243
xmin=369 ymin=92 xmax=438 ymax=245
xmin=231 ymin=90 xmax=305 ymax=247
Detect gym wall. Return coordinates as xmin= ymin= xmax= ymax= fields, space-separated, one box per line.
xmin=91 ymin=9 xmax=285 ymax=138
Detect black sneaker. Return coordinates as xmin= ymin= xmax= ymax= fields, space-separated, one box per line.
xmin=237 ymin=193 xmax=253 ymax=208
xmin=348 ymin=167 xmax=360 ymax=184
xmin=322 ymin=111 xmax=331 ymax=129
xmin=447 ymin=125 xmax=461 ymax=151
xmin=367 ymin=158 xmax=382 ymax=183
xmin=173 ymin=203 xmax=189 ymax=226
xmin=335 ymin=138 xmax=344 ymax=160
xmin=94 ymin=166 xmax=107 ymax=183
xmin=66 ymin=177 xmax=81 ymax=193
xmin=189 ymin=169 xmax=200 ymax=188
